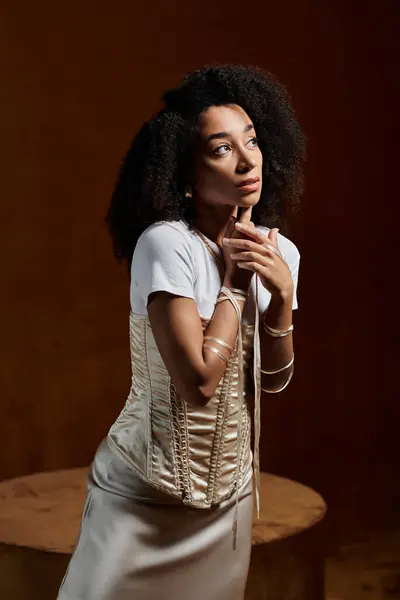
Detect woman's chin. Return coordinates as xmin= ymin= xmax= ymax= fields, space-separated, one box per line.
xmin=236 ymin=191 xmax=261 ymax=207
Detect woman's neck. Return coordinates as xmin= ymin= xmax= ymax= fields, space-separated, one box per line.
xmin=194 ymin=204 xmax=237 ymax=246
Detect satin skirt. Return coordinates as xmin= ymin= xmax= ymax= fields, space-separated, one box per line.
xmin=57 ymin=439 xmax=254 ymax=600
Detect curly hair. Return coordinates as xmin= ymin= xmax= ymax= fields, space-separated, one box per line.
xmin=106 ymin=64 xmax=306 ymax=266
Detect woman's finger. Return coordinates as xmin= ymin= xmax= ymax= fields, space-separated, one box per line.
xmin=238 ymin=206 xmax=253 ymax=226
xmin=223 ymin=215 xmax=237 ymax=240
xmin=237 ymin=262 xmax=268 ymax=278
xmin=265 ymin=244 xmax=283 ymax=260
xmin=234 ymin=222 xmax=267 ymax=244
xmin=223 ymin=237 xmax=270 ymax=254
xmin=230 ymin=251 xmax=272 ymax=265
xmin=267 ymin=228 xmax=280 ymax=248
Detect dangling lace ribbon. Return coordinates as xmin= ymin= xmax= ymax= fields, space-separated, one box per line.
xmin=220 ymin=279 xmax=262 ymax=549
xmin=192 ymin=225 xmax=262 ymax=548
xmin=252 ymin=276 xmax=262 ymax=521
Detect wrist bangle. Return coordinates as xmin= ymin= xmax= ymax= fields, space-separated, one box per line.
xmin=203 ymin=344 xmax=229 ymax=364
xmin=261 ymin=355 xmax=294 ymax=375
xmin=261 ymin=368 xmax=294 ymax=394
xmin=218 ymin=287 xmax=247 ymax=298
xmin=217 ymin=296 xmax=246 ymax=304
xmin=204 ymin=336 xmax=235 ymax=355
xmin=226 ymin=288 xmax=248 ymax=296
xmin=217 ymin=293 xmax=247 ymax=304
xmin=263 ymin=322 xmax=294 ymax=338
xmin=217 ymin=296 xmax=243 ymax=305
xmin=217 ymin=287 xmax=243 ymax=326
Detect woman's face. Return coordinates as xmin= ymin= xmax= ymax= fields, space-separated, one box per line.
xmin=193 ymin=104 xmax=263 ymax=209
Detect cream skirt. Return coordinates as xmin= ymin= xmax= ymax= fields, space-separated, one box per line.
xmin=57 ymin=439 xmax=253 ymax=600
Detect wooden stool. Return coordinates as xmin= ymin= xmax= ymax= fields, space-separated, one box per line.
xmin=247 ymin=474 xmax=327 ymax=600
xmin=0 ymin=469 xmax=326 ymax=600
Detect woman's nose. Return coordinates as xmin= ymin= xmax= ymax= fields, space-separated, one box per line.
xmin=236 ymin=153 xmax=257 ymax=174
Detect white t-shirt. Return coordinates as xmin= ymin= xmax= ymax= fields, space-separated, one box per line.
xmin=130 ymin=220 xmax=300 ymax=324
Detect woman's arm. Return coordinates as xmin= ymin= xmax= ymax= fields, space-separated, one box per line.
xmin=148 ymin=292 xmax=245 ymax=407
xmin=259 ymin=292 xmax=294 ymax=392
xmin=145 ymin=210 xmax=254 ymax=407
xmin=223 ymin=222 xmax=298 ymax=393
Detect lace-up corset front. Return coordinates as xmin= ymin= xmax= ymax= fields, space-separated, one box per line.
xmin=107 ymin=312 xmax=255 ymax=508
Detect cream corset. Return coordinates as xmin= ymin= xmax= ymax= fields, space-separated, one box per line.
xmin=107 ymin=312 xmax=256 ymax=509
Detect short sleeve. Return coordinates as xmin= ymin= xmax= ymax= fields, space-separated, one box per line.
xmin=130 ymin=223 xmax=197 ymax=315
xmin=275 ymin=232 xmax=300 ymax=310
xmin=287 ymin=245 xmax=300 ymax=310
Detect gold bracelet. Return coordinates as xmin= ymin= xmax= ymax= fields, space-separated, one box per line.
xmin=263 ymin=322 xmax=294 ymax=338
xmin=218 ymin=287 xmax=247 ymax=299
xmin=217 ymin=287 xmax=243 ymax=327
xmin=203 ymin=344 xmax=229 ymax=364
xmin=261 ymin=355 xmax=294 ymax=375
xmin=216 ymin=296 xmax=231 ymax=304
xmin=216 ymin=295 xmax=246 ymax=304
xmin=204 ymin=336 xmax=235 ymax=354
xmin=226 ymin=288 xmax=248 ymax=296
xmin=261 ymin=368 xmax=294 ymax=394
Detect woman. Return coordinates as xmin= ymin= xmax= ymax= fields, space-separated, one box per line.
xmin=58 ymin=64 xmax=305 ymax=600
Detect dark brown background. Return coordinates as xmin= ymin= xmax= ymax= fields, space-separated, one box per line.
xmin=1 ymin=0 xmax=398 ymax=543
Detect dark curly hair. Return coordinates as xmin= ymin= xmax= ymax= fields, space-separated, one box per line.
xmin=106 ymin=64 xmax=306 ymax=266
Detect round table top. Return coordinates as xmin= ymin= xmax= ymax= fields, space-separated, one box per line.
xmin=0 ymin=468 xmax=326 ymax=554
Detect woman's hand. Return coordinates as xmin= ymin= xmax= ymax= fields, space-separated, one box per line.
xmin=221 ymin=208 xmax=254 ymax=292
xmin=223 ymin=222 xmax=294 ymax=302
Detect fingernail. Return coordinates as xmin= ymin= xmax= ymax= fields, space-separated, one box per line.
xmin=236 ymin=223 xmax=243 ymax=229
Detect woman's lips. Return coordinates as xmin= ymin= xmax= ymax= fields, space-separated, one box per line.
xmin=236 ymin=178 xmax=260 ymax=194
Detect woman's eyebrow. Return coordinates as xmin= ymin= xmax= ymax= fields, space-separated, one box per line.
xmin=206 ymin=123 xmax=254 ymax=143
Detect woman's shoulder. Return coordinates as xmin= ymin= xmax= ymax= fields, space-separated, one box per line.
xmin=130 ymin=220 xmax=197 ymax=313
xmin=132 ymin=220 xmax=197 ymax=278
xmin=256 ymin=225 xmax=300 ymax=265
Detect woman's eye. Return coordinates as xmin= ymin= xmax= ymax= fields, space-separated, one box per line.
xmin=213 ymin=144 xmax=231 ymax=156
xmin=247 ymin=137 xmax=258 ymax=147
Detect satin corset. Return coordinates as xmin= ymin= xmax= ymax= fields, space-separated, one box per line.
xmin=107 ymin=312 xmax=255 ymax=508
